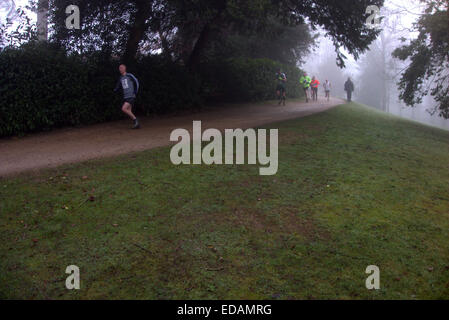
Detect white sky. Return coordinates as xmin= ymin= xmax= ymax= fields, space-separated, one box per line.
xmin=0 ymin=0 xmax=34 ymax=26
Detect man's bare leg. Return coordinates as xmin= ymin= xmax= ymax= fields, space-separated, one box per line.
xmin=121 ymin=102 xmax=136 ymax=120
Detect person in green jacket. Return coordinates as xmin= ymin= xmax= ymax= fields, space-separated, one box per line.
xmin=300 ymin=72 xmax=312 ymax=102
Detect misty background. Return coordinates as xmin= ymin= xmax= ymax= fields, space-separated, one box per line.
xmin=302 ymin=0 xmax=449 ymax=130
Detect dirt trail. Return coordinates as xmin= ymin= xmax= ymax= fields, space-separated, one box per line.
xmin=0 ymin=98 xmax=342 ymax=177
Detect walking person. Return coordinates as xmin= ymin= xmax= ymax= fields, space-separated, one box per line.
xmin=323 ymin=79 xmax=331 ymax=101
xmin=276 ymin=69 xmax=287 ymax=106
xmin=311 ymin=76 xmax=320 ymax=101
xmin=344 ymin=77 xmax=354 ymax=102
xmin=114 ymin=63 xmax=141 ymax=129
xmin=300 ymin=72 xmax=311 ymax=103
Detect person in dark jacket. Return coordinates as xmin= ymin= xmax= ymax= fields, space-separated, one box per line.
xmin=114 ymin=63 xmax=140 ymax=129
xmin=344 ymin=77 xmax=354 ymax=102
xmin=276 ymin=69 xmax=287 ymax=106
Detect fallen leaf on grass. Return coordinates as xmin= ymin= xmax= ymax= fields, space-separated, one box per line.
xmin=206 ymin=267 xmax=224 ymax=272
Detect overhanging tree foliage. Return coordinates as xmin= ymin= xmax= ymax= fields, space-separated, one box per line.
xmin=206 ymin=17 xmax=316 ymax=66
xmin=392 ymin=0 xmax=448 ymax=118
xmin=49 ymin=0 xmax=384 ymax=68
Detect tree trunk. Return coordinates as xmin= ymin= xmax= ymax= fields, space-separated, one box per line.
xmin=37 ymin=0 xmax=48 ymax=41
xmin=123 ymin=0 xmax=153 ymax=65
xmin=380 ymin=32 xmax=387 ymax=111
xmin=158 ymin=30 xmax=171 ymax=59
xmin=186 ymin=22 xmax=212 ymax=71
xmin=186 ymin=6 xmax=226 ymax=72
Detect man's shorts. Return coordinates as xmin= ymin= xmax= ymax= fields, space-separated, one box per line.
xmin=276 ymin=83 xmax=286 ymax=93
xmin=123 ymin=98 xmax=135 ymax=107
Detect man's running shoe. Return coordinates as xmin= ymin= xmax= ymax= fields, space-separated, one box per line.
xmin=132 ymin=118 xmax=140 ymax=129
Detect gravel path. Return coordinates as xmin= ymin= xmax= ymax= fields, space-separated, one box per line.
xmin=0 ymin=97 xmax=343 ymax=177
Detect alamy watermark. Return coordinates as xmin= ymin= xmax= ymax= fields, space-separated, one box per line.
xmin=65 ymin=265 xmax=80 ymax=290
xmin=65 ymin=5 xmax=80 ymax=30
xmin=64 ymin=4 xmax=383 ymax=31
xmin=62 ymin=264 xmax=379 ymax=292
xmin=170 ymin=121 xmax=278 ymax=176
xmin=365 ymin=5 xmax=383 ymax=29
xmin=365 ymin=265 xmax=380 ymax=290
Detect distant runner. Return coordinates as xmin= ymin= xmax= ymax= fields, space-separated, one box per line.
xmin=114 ymin=63 xmax=140 ymax=129
xmin=344 ymin=77 xmax=354 ymax=102
xmin=311 ymin=76 xmax=320 ymax=101
xmin=323 ymin=79 xmax=331 ymax=101
xmin=300 ymin=72 xmax=311 ymax=103
xmin=276 ymin=69 xmax=287 ymax=106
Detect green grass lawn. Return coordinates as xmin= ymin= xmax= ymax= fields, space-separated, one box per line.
xmin=1 ymin=102 xmax=448 ymax=299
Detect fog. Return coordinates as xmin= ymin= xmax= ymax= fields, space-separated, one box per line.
xmin=301 ymin=0 xmax=449 ymax=131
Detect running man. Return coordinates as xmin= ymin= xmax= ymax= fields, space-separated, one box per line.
xmin=323 ymin=79 xmax=331 ymax=101
xmin=276 ymin=69 xmax=287 ymax=106
xmin=114 ymin=63 xmax=140 ymax=129
xmin=310 ymin=76 xmax=320 ymax=101
xmin=300 ymin=72 xmax=311 ymax=102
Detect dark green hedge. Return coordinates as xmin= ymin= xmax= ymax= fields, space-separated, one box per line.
xmin=0 ymin=43 xmax=104 ymax=136
xmin=200 ymin=57 xmax=304 ymax=102
xmin=136 ymin=56 xmax=203 ymax=115
xmin=0 ymin=43 xmax=303 ymax=137
xmin=0 ymin=43 xmax=203 ymax=137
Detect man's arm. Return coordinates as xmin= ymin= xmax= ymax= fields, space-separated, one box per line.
xmin=128 ymin=73 xmax=140 ymax=95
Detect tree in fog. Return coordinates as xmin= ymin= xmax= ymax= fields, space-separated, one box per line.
xmin=392 ymin=0 xmax=448 ymax=118
xmin=37 ymin=0 xmax=48 ymax=41
xmin=356 ymin=6 xmax=408 ymax=112
xmin=0 ymin=1 xmax=37 ymax=47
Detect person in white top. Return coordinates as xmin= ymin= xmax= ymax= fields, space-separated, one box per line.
xmin=323 ymin=79 xmax=331 ymax=101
